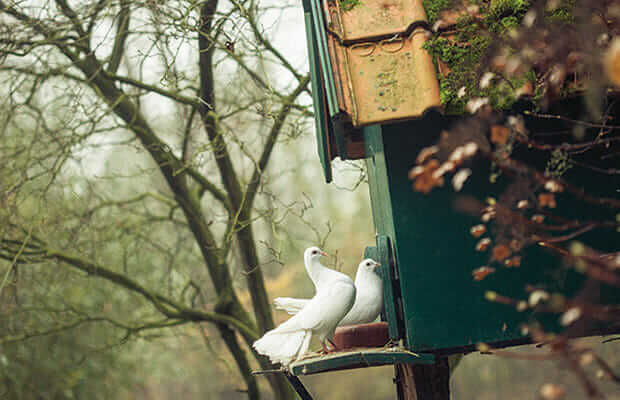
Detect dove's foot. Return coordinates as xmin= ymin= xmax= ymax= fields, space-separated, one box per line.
xmin=320 ymin=341 xmax=330 ymax=354
xmin=327 ymin=338 xmax=340 ymax=353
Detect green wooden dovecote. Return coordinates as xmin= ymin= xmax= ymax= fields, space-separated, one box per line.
xmin=295 ymin=0 xmax=619 ymax=386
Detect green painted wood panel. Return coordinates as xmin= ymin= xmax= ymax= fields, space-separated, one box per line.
xmin=364 ymin=108 xmax=619 ymax=353
xmin=302 ymin=0 xmax=332 ymax=182
xmin=290 ymin=348 xmax=434 ymax=376
xmin=364 ymin=125 xmax=406 ymax=342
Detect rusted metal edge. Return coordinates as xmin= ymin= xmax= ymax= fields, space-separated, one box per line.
xmin=326 ymin=19 xmax=432 ymax=47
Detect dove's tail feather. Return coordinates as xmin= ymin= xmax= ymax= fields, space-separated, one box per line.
xmin=273 ymin=297 xmax=309 ymax=315
xmin=253 ymin=328 xmax=312 ymax=366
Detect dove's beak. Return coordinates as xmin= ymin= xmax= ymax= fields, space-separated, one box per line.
xmin=373 ymin=262 xmax=381 ymax=269
xmin=320 ymin=251 xmax=328 ymax=257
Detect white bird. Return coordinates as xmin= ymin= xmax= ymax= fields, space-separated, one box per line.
xmin=272 ymin=246 xmax=369 ymax=316
xmin=274 ymin=258 xmax=383 ymax=326
xmin=253 ymin=248 xmax=356 ymax=366
xmin=302 ymin=246 xmax=344 ymax=292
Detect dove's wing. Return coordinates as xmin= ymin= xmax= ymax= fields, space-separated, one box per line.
xmin=274 ymin=280 xmax=352 ymax=332
xmin=253 ymin=277 xmax=355 ymax=365
xmin=296 ymin=278 xmax=356 ymax=343
xmin=275 ymin=262 xmax=383 ymax=326
xmin=273 ymin=297 xmax=309 ymax=315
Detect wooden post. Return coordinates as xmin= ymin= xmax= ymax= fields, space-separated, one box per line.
xmin=394 ymin=358 xmax=450 ymax=400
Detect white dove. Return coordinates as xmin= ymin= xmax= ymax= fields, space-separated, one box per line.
xmin=271 ymin=246 xmax=361 ymax=316
xmin=252 ymin=249 xmax=356 ymax=366
xmin=301 ymin=246 xmax=343 ymax=291
xmin=274 ymin=258 xmax=383 ymax=326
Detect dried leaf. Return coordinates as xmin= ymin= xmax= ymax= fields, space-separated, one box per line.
xmin=413 ymin=160 xmax=444 ymax=194
xmin=479 ymin=72 xmax=495 ymax=89
xmin=509 ymin=239 xmax=523 ymax=252
xmin=449 ymin=147 xmax=465 ymax=162
xmin=492 ymin=244 xmax=511 ymax=261
xmin=408 ymin=166 xmax=425 ymax=179
xmin=416 ymin=146 xmax=439 ymax=165
xmin=544 ymin=180 xmax=563 ymax=193
xmin=477 ymin=342 xmax=490 ymax=352
xmin=481 ymin=205 xmax=496 ymax=222
xmin=452 ymin=168 xmax=472 ymax=191
xmin=569 ymin=241 xmax=586 ymax=256
xmin=538 ymin=193 xmax=557 ymax=208
xmin=466 ymin=4 xmax=480 ymax=14
xmin=473 ymin=266 xmax=496 ymax=281
xmin=470 ymin=224 xmax=486 ymax=238
xmin=523 ymin=9 xmax=537 ymax=27
xmin=432 ymin=161 xmax=456 ymax=179
xmin=462 ymin=142 xmax=478 ymax=158
xmin=457 ymin=86 xmax=467 ymax=98
xmin=476 ymin=238 xmax=491 ymax=251
xmin=579 ymin=352 xmax=594 ymax=367
xmin=604 ymin=37 xmax=620 ymax=88
xmin=560 ymin=307 xmax=582 ymax=326
xmin=507 ymin=115 xmax=527 ymax=135
xmin=490 ymin=125 xmax=510 ymax=145
xmin=466 ymin=97 xmax=489 ymax=114
xmin=529 ymin=290 xmax=550 ymax=306
xmin=432 ymin=19 xmax=445 ymax=32
xmin=520 ymin=324 xmax=529 ymax=335
xmin=504 ymin=256 xmax=522 ymax=267
xmin=517 ymin=199 xmax=529 ymax=209
xmin=481 ymin=212 xmax=494 ymax=222
xmin=437 ymin=58 xmax=452 ymax=77
xmin=596 ymin=369 xmax=609 ymax=380
xmin=540 ymin=383 xmax=566 ymax=400
xmin=515 ymin=81 xmax=534 ymax=98
xmin=484 ymin=291 xmax=497 ymax=301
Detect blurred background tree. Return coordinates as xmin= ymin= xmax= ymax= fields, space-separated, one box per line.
xmin=0 ymin=0 xmax=331 ymax=398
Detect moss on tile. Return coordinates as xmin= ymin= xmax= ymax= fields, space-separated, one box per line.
xmin=423 ymin=0 xmax=455 ymax=23
xmin=420 ymin=0 xmax=576 ymax=114
xmin=340 ymin=0 xmax=362 ymax=12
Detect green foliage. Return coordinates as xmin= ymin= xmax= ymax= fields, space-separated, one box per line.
xmin=424 ymin=27 xmax=494 ymax=114
xmin=421 ymin=0 xmax=543 ymax=113
xmin=545 ymin=148 xmax=573 ymax=178
xmin=488 ymin=0 xmax=529 ymax=20
xmin=422 ymin=0 xmax=454 ymax=23
xmin=544 ymin=0 xmax=577 ymax=24
xmin=339 ymin=0 xmax=361 ymax=12
xmin=486 ymin=0 xmax=530 ymax=34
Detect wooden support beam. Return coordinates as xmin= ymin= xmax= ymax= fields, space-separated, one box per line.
xmin=395 ymin=357 xmax=450 ymax=400
xmin=284 ymin=373 xmax=313 ymax=400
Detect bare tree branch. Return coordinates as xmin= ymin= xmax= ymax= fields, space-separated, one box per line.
xmin=107 ymin=0 xmax=131 ymax=74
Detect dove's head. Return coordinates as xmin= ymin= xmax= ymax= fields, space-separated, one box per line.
xmin=358 ymin=259 xmax=381 ymax=275
xmin=304 ymin=247 xmax=328 ymax=262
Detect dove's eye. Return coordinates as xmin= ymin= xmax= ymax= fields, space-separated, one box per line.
xmin=366 ymin=262 xmax=371 ymax=266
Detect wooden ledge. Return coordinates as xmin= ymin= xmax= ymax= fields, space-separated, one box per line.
xmin=289 ymin=347 xmax=435 ymax=376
